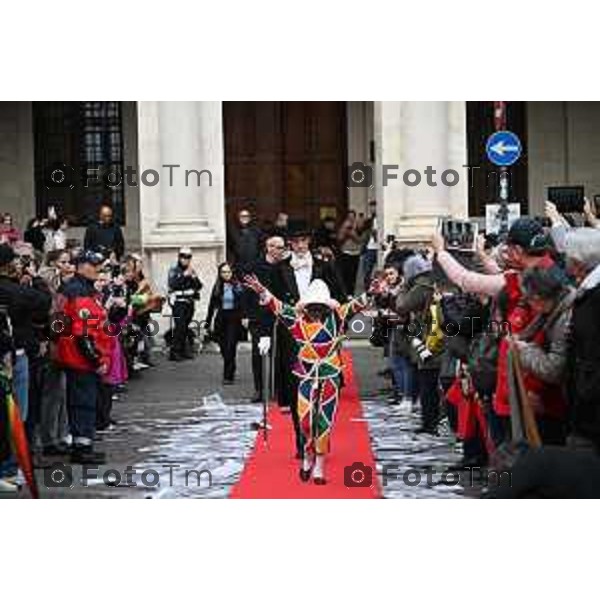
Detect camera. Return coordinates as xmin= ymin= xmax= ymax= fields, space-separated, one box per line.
xmin=346 ymin=162 xmax=373 ymax=188
xmin=344 ymin=462 xmax=373 ymax=487
xmin=410 ymin=337 xmax=433 ymax=362
xmin=548 ymin=186 xmax=584 ymax=214
xmin=44 ymin=162 xmax=75 ymax=190
xmin=43 ymin=462 xmax=74 ymax=488
xmin=440 ymin=218 xmax=477 ymax=252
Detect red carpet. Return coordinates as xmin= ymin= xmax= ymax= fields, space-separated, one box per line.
xmin=230 ymin=351 xmax=381 ymax=498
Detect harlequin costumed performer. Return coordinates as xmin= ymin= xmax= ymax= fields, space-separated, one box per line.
xmin=244 ymin=273 xmax=380 ymax=485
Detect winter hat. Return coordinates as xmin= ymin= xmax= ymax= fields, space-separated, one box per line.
xmin=297 ymin=279 xmax=339 ymax=310
xmin=402 ymin=254 xmax=432 ymax=283
xmin=506 ymin=217 xmax=547 ymax=252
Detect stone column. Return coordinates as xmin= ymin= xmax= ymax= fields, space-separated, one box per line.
xmin=373 ymin=101 xmax=468 ymax=243
xmin=346 ymin=100 xmax=371 ymax=213
xmin=137 ymin=101 xmax=226 ymax=318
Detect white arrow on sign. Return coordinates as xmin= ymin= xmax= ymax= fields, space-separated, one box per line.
xmin=490 ymin=141 xmax=520 ymax=156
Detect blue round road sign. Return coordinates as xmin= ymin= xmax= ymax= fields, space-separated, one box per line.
xmin=486 ymin=131 xmax=522 ymax=167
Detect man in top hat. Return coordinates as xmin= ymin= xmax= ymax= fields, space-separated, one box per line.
xmin=270 ymin=219 xmax=345 ymax=457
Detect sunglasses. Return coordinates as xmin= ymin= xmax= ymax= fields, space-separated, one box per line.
xmin=179 ymin=254 xmax=192 ymax=259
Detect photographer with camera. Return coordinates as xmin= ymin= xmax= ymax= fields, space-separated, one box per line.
xmin=394 ymin=254 xmax=443 ymax=435
xmin=371 ymin=262 xmax=416 ymax=407
xmin=432 ymin=217 xmax=562 ymax=447
xmin=0 ymin=243 xmax=51 ymax=491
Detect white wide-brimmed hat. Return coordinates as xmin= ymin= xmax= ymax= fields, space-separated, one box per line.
xmin=297 ymin=279 xmax=340 ymax=311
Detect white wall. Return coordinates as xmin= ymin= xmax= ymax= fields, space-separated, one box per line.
xmin=528 ymin=101 xmax=600 ymax=215
xmin=0 ymin=102 xmax=35 ymax=229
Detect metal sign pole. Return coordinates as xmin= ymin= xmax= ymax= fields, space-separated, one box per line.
xmin=494 ymin=101 xmax=509 ymax=238
xmin=486 ymin=102 xmax=522 ymax=240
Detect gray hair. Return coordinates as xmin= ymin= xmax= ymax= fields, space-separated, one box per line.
xmin=564 ymin=228 xmax=600 ymax=271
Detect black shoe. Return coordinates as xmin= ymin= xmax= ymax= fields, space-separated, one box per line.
xmin=387 ymin=393 xmax=402 ymax=405
xmin=169 ymin=353 xmax=185 ymax=362
xmin=250 ymin=391 xmax=262 ymax=403
xmin=42 ymin=444 xmax=70 ymax=457
xmin=182 ymin=351 xmax=195 ymax=360
xmin=70 ymin=446 xmax=106 ymax=465
xmin=299 ymin=468 xmax=311 ymax=482
xmin=140 ymin=355 xmax=156 ymax=367
xmin=414 ymin=426 xmax=439 ymax=436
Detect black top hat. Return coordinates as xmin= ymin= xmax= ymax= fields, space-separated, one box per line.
xmin=287 ymin=219 xmax=312 ymax=238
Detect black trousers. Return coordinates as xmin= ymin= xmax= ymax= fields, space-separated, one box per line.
xmin=26 ymin=354 xmax=45 ymax=443
xmin=96 ymin=382 xmax=114 ymax=430
xmin=171 ymin=301 xmax=194 ymax=355
xmin=65 ymin=369 xmax=98 ymax=443
xmin=249 ymin=323 xmax=263 ymax=395
xmin=337 ymin=253 xmax=360 ymax=296
xmin=216 ymin=310 xmax=240 ymax=381
xmin=537 ymin=416 xmax=567 ymax=446
xmin=0 ymin=386 xmax=9 ymax=463
xmin=418 ymin=369 xmax=441 ymax=430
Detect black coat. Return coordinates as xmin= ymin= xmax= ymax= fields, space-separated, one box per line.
xmin=567 ymin=283 xmax=600 ymax=446
xmin=206 ymin=281 xmax=246 ymax=343
xmin=0 ymin=275 xmax=51 ymax=357
xmin=84 ymin=222 xmax=125 ymax=259
xmin=246 ymin=256 xmax=279 ymax=336
xmin=227 ymin=225 xmax=263 ymax=271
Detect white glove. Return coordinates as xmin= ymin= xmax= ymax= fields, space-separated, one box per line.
xmin=258 ymin=337 xmax=271 ymax=356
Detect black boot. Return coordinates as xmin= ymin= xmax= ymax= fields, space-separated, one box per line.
xmin=70 ymin=445 xmax=106 ymax=465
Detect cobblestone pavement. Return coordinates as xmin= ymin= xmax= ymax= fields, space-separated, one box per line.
xmin=28 ymin=345 xmax=262 ymax=499
xmin=351 ymin=344 xmax=481 ymax=499
xmin=6 ymin=343 xmax=482 ymax=499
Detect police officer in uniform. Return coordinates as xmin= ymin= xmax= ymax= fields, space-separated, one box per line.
xmin=168 ymin=247 xmax=203 ymax=361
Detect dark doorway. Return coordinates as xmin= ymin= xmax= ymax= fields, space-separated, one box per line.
xmin=32 ymin=101 xmax=125 ymax=225
xmin=466 ymin=101 xmax=528 ymax=216
xmin=223 ymin=101 xmax=348 ymax=231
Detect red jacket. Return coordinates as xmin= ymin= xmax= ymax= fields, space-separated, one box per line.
xmin=521 ymin=325 xmax=567 ymax=419
xmin=56 ymin=275 xmax=111 ymax=373
xmin=493 ymin=257 xmax=564 ymax=418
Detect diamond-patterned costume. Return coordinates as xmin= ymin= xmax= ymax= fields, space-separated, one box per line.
xmin=262 ymin=292 xmax=368 ymax=455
